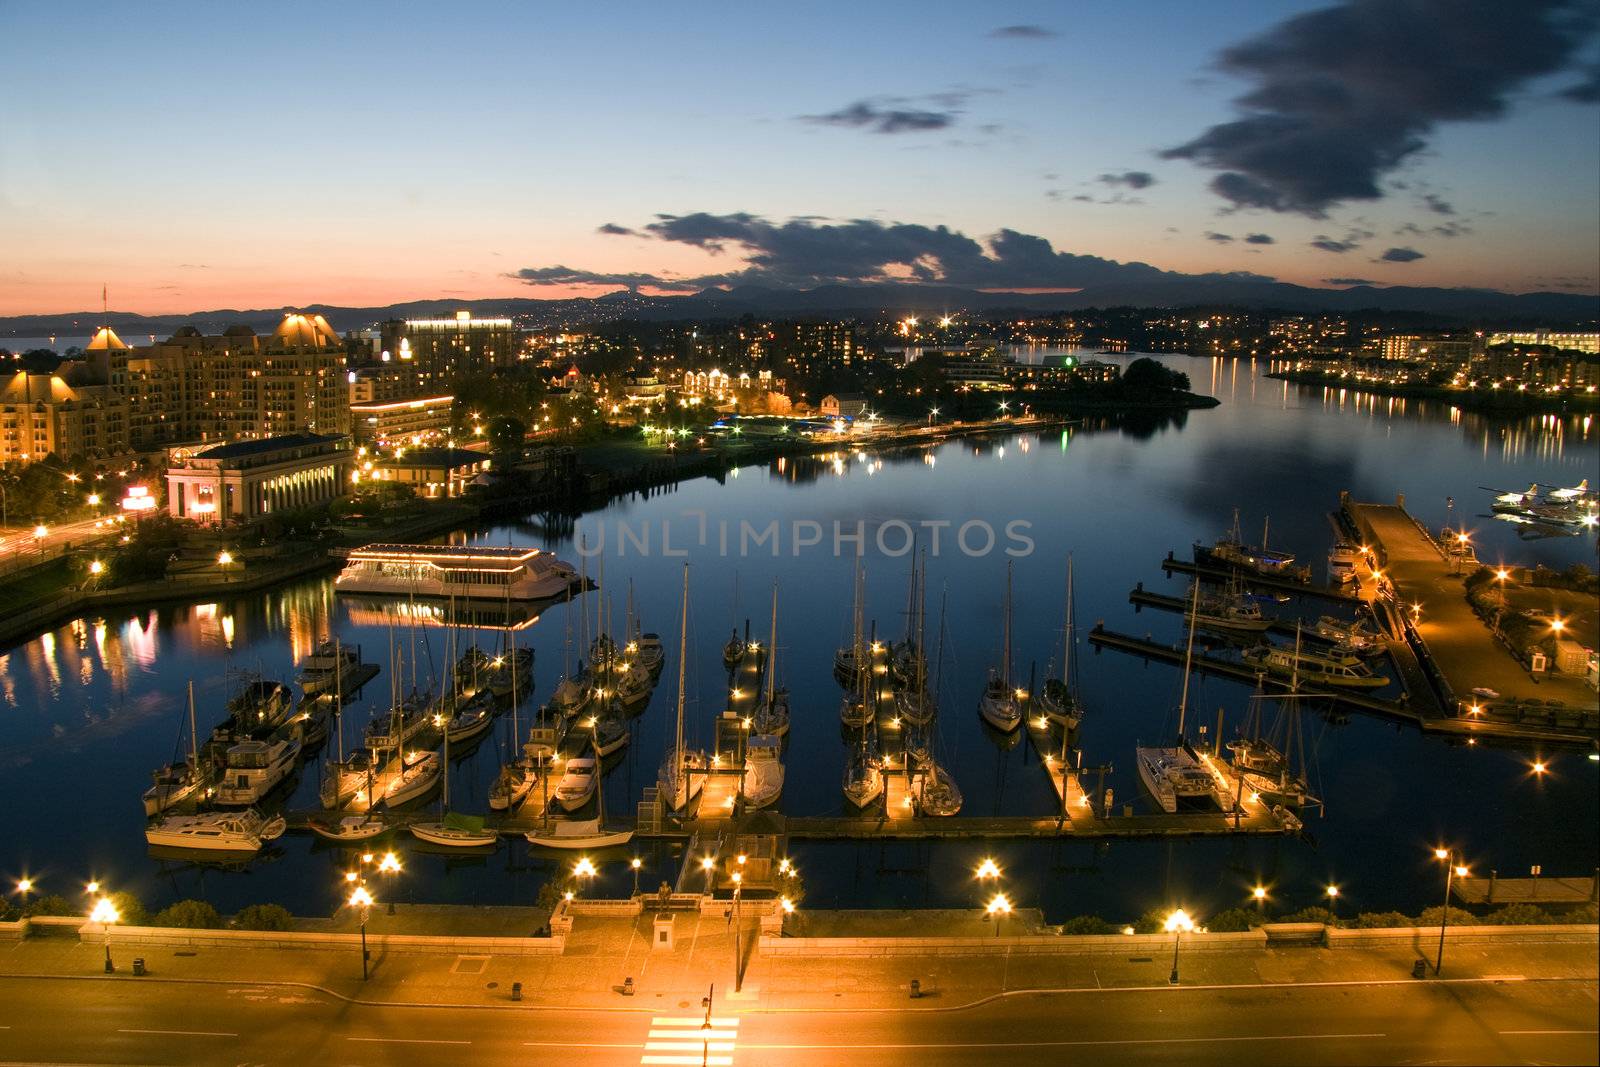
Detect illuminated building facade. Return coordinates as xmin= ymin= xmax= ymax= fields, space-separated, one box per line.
xmin=349 ymin=394 xmax=454 ymax=449
xmin=164 ymin=432 xmax=351 ymax=525
xmin=376 ymin=311 xmax=517 ymax=392
xmin=0 ymin=329 xmax=129 ymax=462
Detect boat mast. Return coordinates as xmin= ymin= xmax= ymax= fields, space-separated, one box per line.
xmin=916 ymin=547 xmax=928 ymax=694
xmin=765 ymin=580 xmax=778 ymax=708
xmin=1002 ymin=560 xmax=1013 ymax=690
xmin=334 ymin=636 xmax=344 ymax=764
xmin=674 ymin=562 xmax=690 ymax=792
xmin=1177 ymin=578 xmax=1201 ymax=740
xmin=1061 ymin=555 xmax=1074 ymax=685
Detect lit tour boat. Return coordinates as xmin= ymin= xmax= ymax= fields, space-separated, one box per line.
xmin=335 ymin=543 xmax=579 ymax=601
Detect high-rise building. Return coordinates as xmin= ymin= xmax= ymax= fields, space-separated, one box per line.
xmin=0 ymin=327 xmax=129 ymax=462
xmin=375 ymin=311 xmax=517 ymax=393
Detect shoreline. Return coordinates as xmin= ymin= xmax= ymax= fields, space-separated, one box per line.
xmin=1267 ymin=369 xmax=1598 ymax=414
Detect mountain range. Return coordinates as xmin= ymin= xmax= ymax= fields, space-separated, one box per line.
xmin=2 ymin=280 xmax=1595 ymax=340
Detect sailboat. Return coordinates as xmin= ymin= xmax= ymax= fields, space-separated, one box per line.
xmin=489 ymin=629 xmax=539 ymax=811
xmin=142 ymin=681 xmax=208 ymax=816
xmin=1228 ymin=627 xmax=1322 ymax=809
xmin=1195 ymin=509 xmax=1310 ymax=582
xmin=574 ymin=697 xmax=630 ymax=757
xmin=1036 ymin=556 xmax=1084 ymax=731
xmin=626 ymin=583 xmax=666 ymax=677
xmin=892 ymin=552 xmax=936 ymax=728
xmin=1186 ymin=575 xmax=1273 ymax=635
xmin=1135 ymin=581 xmax=1216 ymax=814
xmin=842 ymin=631 xmax=884 ymax=809
xmin=741 ymin=734 xmax=785 ymax=809
xmin=840 ymin=618 xmax=877 ymax=728
xmin=833 ymin=559 xmax=865 ymax=686
xmin=977 ymin=561 xmax=1023 ymax=732
xmin=658 ymin=563 xmax=707 ymax=814
xmin=908 ymin=744 xmax=961 ymax=816
xmin=410 ymin=710 xmax=499 ymax=847
xmin=753 ymin=582 xmax=790 ymax=737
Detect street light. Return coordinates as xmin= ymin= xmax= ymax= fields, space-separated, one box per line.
xmin=975 ymin=857 xmax=1002 ymax=881
xmin=1325 ymin=883 xmax=1340 ymax=921
xmin=1431 ymin=849 xmax=1468 ymax=976
xmin=986 ymin=892 xmax=1012 ymax=937
xmin=700 ymin=855 xmax=716 ymax=895
xmin=630 ymin=857 xmax=643 ymax=897
xmin=1165 ymin=908 xmax=1195 ymax=984
xmin=349 ymin=885 xmax=375 ymax=980
xmin=1251 ymin=885 xmax=1268 ymax=912
xmin=90 ymin=896 xmax=119 ymax=973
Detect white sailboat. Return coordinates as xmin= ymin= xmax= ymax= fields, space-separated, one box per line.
xmin=893 ymin=553 xmax=936 ymax=728
xmin=1135 ymin=582 xmax=1214 ymax=814
xmin=308 ymin=812 xmax=390 ymax=842
xmin=909 ymin=745 xmax=962 ymax=816
xmin=977 ymin=561 xmax=1023 ymax=732
xmin=752 ymin=582 xmax=791 ymax=737
xmin=410 ymin=709 xmax=499 ymax=848
xmin=658 ymin=564 xmax=706 ymax=814
xmin=526 ymin=732 xmax=634 ymax=849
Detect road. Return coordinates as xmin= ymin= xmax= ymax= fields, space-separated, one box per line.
xmin=1 ymin=972 xmax=1594 ymax=1066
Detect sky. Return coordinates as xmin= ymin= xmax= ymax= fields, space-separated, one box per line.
xmin=1 ymin=0 xmax=1597 ymax=315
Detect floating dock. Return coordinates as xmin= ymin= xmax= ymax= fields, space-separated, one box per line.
xmin=1161 ymin=553 xmax=1362 ymax=605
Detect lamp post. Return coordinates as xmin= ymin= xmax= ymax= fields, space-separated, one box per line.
xmin=90 ymin=896 xmax=119 ymax=973
xmin=349 ymin=885 xmax=374 ymax=980
xmin=700 ymin=854 xmax=716 ymax=896
xmin=574 ymin=856 xmax=597 ymax=899
xmin=986 ymin=892 xmax=1012 ymax=938
xmin=1251 ymin=885 xmax=1267 ymax=916
xmin=731 ymin=871 xmax=744 ymax=993
xmin=15 ymin=877 xmax=35 ymax=909
xmin=1432 ymin=849 xmax=1468 ymax=975
xmin=1325 ymin=883 xmax=1340 ymax=922
xmin=1165 ymin=908 xmax=1195 ymax=985
xmin=630 ymin=857 xmax=643 ymax=898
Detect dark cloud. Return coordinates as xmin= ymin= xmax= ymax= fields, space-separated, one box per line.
xmin=510 ymin=212 xmax=1280 ymax=292
xmin=1097 ymin=170 xmax=1156 ymax=189
xmin=1324 ymin=276 xmax=1379 ymax=285
xmin=1421 ymin=193 xmax=1456 ymax=215
xmin=1204 ymin=231 xmax=1235 ymax=242
xmin=1378 ymin=246 xmax=1426 ymax=262
xmin=1560 ymin=63 xmax=1600 ymax=101
xmin=1243 ymin=232 xmax=1276 ymax=244
xmin=1070 ymin=194 xmax=1094 ymax=202
xmin=802 ymin=99 xmax=958 ymax=134
xmin=991 ymin=24 xmax=1058 ymax=39
xmin=1311 ymin=236 xmax=1358 ymax=253
xmin=1161 ymin=0 xmax=1600 ymax=215
xmin=597 ymin=223 xmax=637 ymax=236
xmin=1396 ymin=218 xmax=1473 ymax=238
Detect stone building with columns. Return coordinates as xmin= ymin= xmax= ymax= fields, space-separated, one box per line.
xmin=164 ymin=432 xmax=351 ymax=525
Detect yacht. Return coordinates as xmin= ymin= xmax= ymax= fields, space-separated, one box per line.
xmin=1312 ymin=615 xmax=1381 ymax=654
xmin=1326 ymin=542 xmax=1363 ymax=584
xmin=741 ymin=734 xmax=785 ymax=809
xmin=364 ymin=690 xmax=434 ymax=749
xmin=1135 ymin=744 xmax=1214 ymax=814
xmin=298 ymin=640 xmax=375 ymax=697
xmin=225 ymin=678 xmax=294 ymax=734
xmin=1241 ymin=645 xmax=1390 ymax=689
xmin=552 ymin=756 xmax=598 ymax=812
xmin=307 ymin=813 xmax=391 ymax=842
xmin=145 ymin=808 xmax=286 ymax=854
xmin=214 ymin=738 xmax=301 ymax=806
xmin=335 ymin=543 xmax=578 ymax=601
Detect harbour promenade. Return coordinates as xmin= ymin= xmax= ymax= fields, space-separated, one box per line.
xmin=1 ymin=911 xmax=1594 ymax=1065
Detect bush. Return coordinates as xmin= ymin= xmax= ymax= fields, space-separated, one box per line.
xmin=151 ymin=900 xmax=223 ymax=929
xmin=1280 ymin=906 xmax=1339 ymax=926
xmin=23 ymin=893 xmax=75 ymax=918
xmin=1415 ymin=905 xmax=1478 ymax=927
xmin=1060 ymin=915 xmax=1115 ymax=935
xmin=232 ymin=903 xmax=293 ymax=931
xmin=1485 ymin=904 xmax=1553 ymax=926
xmin=107 ymin=891 xmax=148 ymax=927
xmin=1132 ymin=906 xmax=1172 ymax=934
xmin=1353 ymin=910 xmax=1414 ymax=929
xmin=1206 ymin=907 xmax=1263 ymax=933
xmin=1565 ymin=902 xmax=1599 ymax=923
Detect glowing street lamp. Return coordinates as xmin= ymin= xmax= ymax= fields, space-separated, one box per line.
xmin=1325 ymin=883 xmax=1340 ymax=921
xmin=1165 ymin=908 xmax=1195 ymax=984
xmin=986 ymin=892 xmax=1013 ymax=937
xmin=700 ymin=854 xmax=717 ymax=894
xmin=1251 ymin=885 xmax=1268 ymax=911
xmin=975 ymin=857 xmax=1002 ymax=881
xmin=1431 ymin=849 xmax=1468 ymax=976
xmin=90 ymin=896 xmax=119 ymax=973
xmin=349 ymin=884 xmax=375 ymax=980
xmin=630 ymin=857 xmax=643 ymax=897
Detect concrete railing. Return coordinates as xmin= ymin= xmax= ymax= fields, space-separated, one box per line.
xmin=76 ymin=922 xmax=565 ymax=957
xmin=1326 ymin=923 xmax=1599 ymax=949
xmin=567 ymin=898 xmax=644 ymax=918
xmin=0 ymin=917 xmax=28 ymax=940
xmin=760 ymin=929 xmax=1268 ymax=957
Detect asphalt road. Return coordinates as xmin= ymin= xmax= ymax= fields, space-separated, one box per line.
xmin=1 ymin=973 xmax=1595 ymax=1066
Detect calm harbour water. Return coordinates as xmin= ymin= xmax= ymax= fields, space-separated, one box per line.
xmin=3 ymin=351 xmax=1596 ymax=924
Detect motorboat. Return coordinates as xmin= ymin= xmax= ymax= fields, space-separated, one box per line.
xmin=552 ymin=756 xmax=598 ymax=812
xmin=1312 ymin=615 xmax=1381 ymax=654
xmin=525 ymin=816 xmax=634 ymax=850
xmin=1241 ymin=645 xmax=1390 ymax=688
xmin=307 ymin=813 xmax=391 ymax=842
xmin=1135 ymin=743 xmax=1214 ymax=814
xmin=225 ymin=678 xmax=294 ymax=734
xmin=364 ymin=690 xmax=434 ymax=749
xmin=145 ymin=808 xmax=286 ymax=854
xmin=214 ymin=738 xmax=301 ymax=806
xmin=977 ymin=671 xmax=1023 ymax=732
xmin=629 ymin=632 xmax=664 ymax=676
xmin=741 ymin=734 xmax=785 ymax=809
xmin=410 ymin=811 xmax=499 ymax=848
xmin=298 ymin=640 xmax=375 ymax=697
xmin=1327 ymin=542 xmax=1363 ymax=584
xmin=1188 ymin=585 xmax=1273 ymax=634
xmin=842 ymin=748 xmax=884 ymax=809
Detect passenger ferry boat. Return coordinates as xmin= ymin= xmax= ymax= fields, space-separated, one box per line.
xmin=335 ymin=543 xmax=579 ymax=601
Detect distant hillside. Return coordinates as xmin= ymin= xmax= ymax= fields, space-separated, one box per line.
xmin=3 ymin=280 xmax=1594 ymax=339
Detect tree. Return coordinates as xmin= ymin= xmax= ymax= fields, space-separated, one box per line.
xmin=1352 ymin=910 xmax=1414 ymax=929
xmin=152 ymin=900 xmax=223 ymax=929
xmin=488 ymin=414 xmax=528 ymax=457
xmin=1206 ymin=907 xmax=1263 ymax=932
xmin=1415 ymin=905 xmax=1478 ymax=927
xmin=107 ymin=890 xmax=148 ymax=927
xmin=1121 ymin=357 xmax=1190 ymax=395
xmin=233 ymin=903 xmax=294 ymax=931
xmin=1280 ymin=906 xmax=1340 ymax=926
xmin=22 ymin=894 xmax=75 ymax=917
xmin=1485 ymin=904 xmax=1553 ymax=925
xmin=1060 ymin=915 xmax=1114 ymax=935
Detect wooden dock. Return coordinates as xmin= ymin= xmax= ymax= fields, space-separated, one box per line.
xmin=1128 ymin=583 xmax=1364 ymax=644
xmin=1160 ymin=553 xmax=1362 ymax=605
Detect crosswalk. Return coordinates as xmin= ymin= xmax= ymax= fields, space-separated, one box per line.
xmin=640 ymin=1015 xmax=741 ymax=1065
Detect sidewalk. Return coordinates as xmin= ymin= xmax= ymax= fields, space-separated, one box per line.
xmin=4 ymin=913 xmax=1594 ymax=1016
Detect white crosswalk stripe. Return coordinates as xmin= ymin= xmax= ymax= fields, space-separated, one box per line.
xmin=641 ymin=1014 xmax=740 ymax=1065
